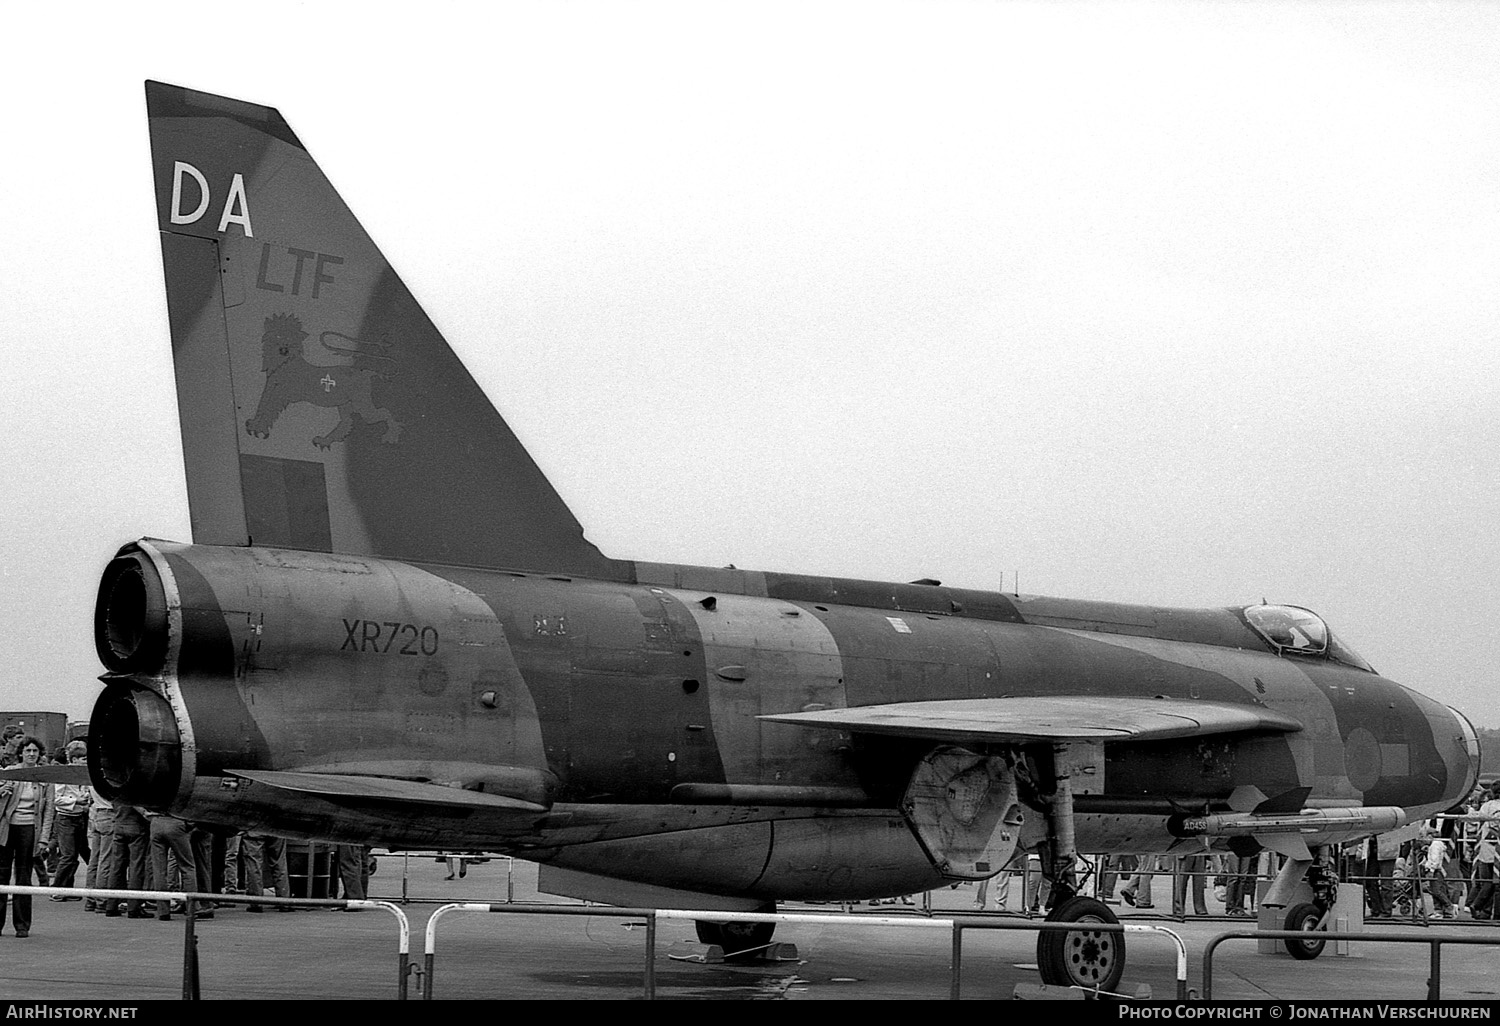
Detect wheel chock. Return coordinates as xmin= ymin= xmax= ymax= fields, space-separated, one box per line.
xmin=1013 ymin=982 xmax=1152 ymax=1001
xmin=669 ymin=942 xmax=801 ymax=965
xmin=1012 ymin=983 xmax=1085 ymax=1000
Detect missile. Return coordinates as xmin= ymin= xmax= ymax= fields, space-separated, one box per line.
xmin=1167 ymin=805 xmax=1408 ymax=839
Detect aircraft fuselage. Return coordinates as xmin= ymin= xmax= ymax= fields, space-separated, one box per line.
xmin=89 ymin=539 xmax=1477 ymax=901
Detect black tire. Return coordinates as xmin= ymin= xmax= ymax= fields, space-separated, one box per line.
xmin=1036 ymin=896 xmax=1125 ymax=992
xmin=694 ymin=918 xmax=776 ymax=955
xmin=1283 ymin=902 xmax=1326 ymax=960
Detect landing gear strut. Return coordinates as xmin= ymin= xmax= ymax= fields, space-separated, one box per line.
xmin=1032 ymin=743 xmax=1125 ymax=991
xmin=1282 ymin=847 xmax=1337 ymax=960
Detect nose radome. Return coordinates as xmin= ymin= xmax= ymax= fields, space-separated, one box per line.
xmin=1446 ymin=705 xmax=1482 ymax=804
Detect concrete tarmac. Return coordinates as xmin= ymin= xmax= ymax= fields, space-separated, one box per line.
xmin=1 ymin=858 xmax=1498 ymax=1001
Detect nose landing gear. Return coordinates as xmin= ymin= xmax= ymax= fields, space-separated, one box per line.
xmin=1282 ymin=901 xmax=1329 ymax=960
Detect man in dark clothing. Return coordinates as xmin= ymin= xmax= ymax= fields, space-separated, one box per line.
xmin=334 ymin=844 xmax=370 ymax=906
xmin=103 ymin=803 xmax=151 ymax=918
xmin=45 ymin=742 xmax=91 ymax=899
xmin=149 ymin=814 xmax=203 ymax=921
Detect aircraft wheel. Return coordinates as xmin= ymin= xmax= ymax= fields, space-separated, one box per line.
xmin=694 ymin=918 xmax=776 ymax=955
xmin=1036 ymin=896 xmax=1125 ymax=992
xmin=1283 ymin=902 xmax=1327 ymax=960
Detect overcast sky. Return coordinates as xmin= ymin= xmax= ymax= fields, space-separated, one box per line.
xmin=2 ymin=1 xmax=1498 ymax=729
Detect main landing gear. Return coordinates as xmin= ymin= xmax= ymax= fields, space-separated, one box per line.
xmin=1030 ymin=743 xmax=1126 ymax=992
xmin=694 ymin=904 xmax=777 ymax=957
xmin=897 ymin=739 xmax=1131 ymax=991
xmin=1036 ymin=895 xmax=1126 ymax=992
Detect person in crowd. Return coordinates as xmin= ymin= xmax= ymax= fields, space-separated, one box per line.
xmin=334 ymin=844 xmax=371 ymax=907
xmin=1368 ymin=830 xmax=1404 ymax=917
xmin=1353 ymin=834 xmax=1388 ymax=918
xmin=1120 ymin=854 xmax=1159 ymax=909
xmin=1392 ymin=840 xmax=1419 ymax=917
xmin=1419 ymin=827 xmax=1457 ymax=919
xmin=1102 ymin=854 xmax=1137 ymax=906
xmin=103 ymin=802 xmax=151 ymax=919
xmin=1223 ymin=854 xmax=1256 ymax=917
xmin=1469 ymin=818 xmax=1497 ymax=921
xmin=1452 ymin=807 xmax=1478 ymax=914
xmin=45 ymin=741 xmax=91 ymax=900
xmin=220 ymin=831 xmax=244 ymax=905
xmin=973 ymin=868 xmax=1009 ymax=911
xmin=84 ymin=783 xmax=118 ymax=912
xmin=1468 ymin=783 xmax=1500 ymax=920
xmin=37 ymin=750 xmax=63 ymax=886
xmin=243 ymin=834 xmax=293 ymax=912
xmin=149 ymin=813 xmax=205 ymax=921
xmin=0 ymin=737 xmax=56 ymax=937
xmin=1173 ymin=854 xmax=1209 ymax=916
xmin=1095 ymin=854 xmax=1120 ymax=904
xmin=188 ymin=822 xmax=215 ymax=901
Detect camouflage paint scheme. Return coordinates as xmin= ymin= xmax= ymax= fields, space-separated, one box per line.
xmin=84 ymin=83 xmax=1480 ymax=907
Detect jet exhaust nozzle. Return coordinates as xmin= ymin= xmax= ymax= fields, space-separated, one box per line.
xmin=88 ymin=682 xmax=182 ymax=807
xmin=95 ymin=551 xmax=169 ymax=674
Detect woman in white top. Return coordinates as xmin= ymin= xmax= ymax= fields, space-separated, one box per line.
xmin=0 ymin=737 xmax=56 ymax=937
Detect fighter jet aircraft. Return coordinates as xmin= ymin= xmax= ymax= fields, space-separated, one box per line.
xmin=25 ymin=82 xmax=1485 ymax=990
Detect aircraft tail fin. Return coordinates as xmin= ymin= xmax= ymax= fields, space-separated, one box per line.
xmin=145 ymin=81 xmax=623 ymax=577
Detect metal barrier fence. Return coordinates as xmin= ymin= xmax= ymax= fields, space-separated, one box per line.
xmin=418 ymin=903 xmax=1188 ymax=1001
xmin=1201 ymin=928 xmax=1500 ymax=1001
xmin=11 ymin=872 xmax=1494 ymax=1000
xmin=0 ymin=884 xmax=413 ymax=1000
xmin=1084 ymin=854 xmax=1497 ymax=925
xmin=394 ymin=852 xmax=516 ymax=904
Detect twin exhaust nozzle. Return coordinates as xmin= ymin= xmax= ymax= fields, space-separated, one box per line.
xmin=95 ymin=550 xmax=169 ymax=674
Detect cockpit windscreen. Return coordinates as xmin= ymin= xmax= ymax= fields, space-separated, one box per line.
xmin=1243 ymin=604 xmax=1375 ymax=672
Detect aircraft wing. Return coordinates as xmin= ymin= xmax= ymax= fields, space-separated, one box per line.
xmin=227 ymin=770 xmax=549 ymax=812
xmin=0 ymin=764 xmax=91 ymax=785
xmin=759 ymin=696 xmax=1303 ymax=744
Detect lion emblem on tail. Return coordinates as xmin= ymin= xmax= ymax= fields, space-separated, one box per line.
xmin=245 ymin=313 xmax=403 ymax=449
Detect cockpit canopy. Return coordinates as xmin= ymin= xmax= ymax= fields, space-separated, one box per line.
xmin=1243 ymin=604 xmax=1374 ymax=672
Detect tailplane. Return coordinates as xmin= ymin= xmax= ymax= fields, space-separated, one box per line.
xmin=145 ymin=80 xmax=622 ymax=577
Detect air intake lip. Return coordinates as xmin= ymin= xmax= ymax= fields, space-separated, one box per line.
xmin=95 ymin=551 xmax=168 ymax=674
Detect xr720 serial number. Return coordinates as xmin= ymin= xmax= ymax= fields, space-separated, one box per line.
xmin=341 ymin=618 xmax=440 ymax=655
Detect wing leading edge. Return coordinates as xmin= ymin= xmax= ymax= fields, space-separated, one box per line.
xmin=759 ymin=696 xmax=1303 ymax=744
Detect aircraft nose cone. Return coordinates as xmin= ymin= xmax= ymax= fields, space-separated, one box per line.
xmin=1446 ymin=705 xmax=1482 ymax=805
